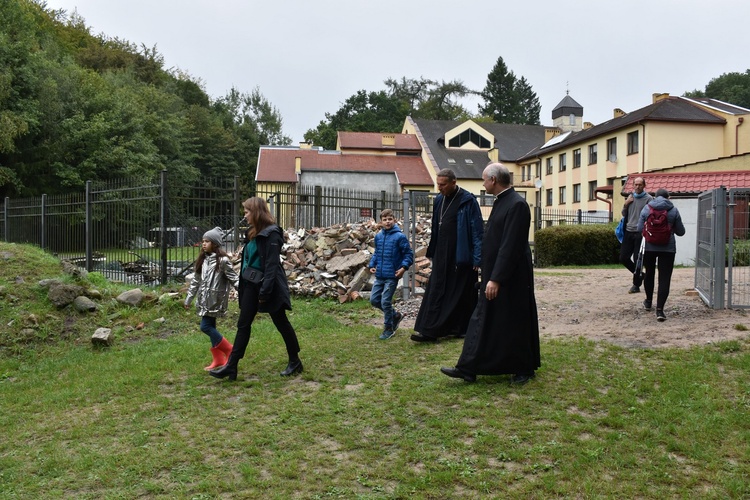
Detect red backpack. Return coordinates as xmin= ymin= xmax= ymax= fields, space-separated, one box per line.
xmin=642 ymin=206 xmax=671 ymax=245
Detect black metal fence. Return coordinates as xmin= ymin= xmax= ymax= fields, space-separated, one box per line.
xmin=256 ymin=184 xmax=404 ymax=229
xmin=534 ymin=207 xmax=613 ymax=229
xmin=1 ymin=175 xmax=416 ymax=285
xmin=2 ymin=172 xmax=240 ymax=285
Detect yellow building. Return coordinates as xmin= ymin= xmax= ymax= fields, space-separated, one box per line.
xmin=517 ymin=93 xmax=750 ymax=218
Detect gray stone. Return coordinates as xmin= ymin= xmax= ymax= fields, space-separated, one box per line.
xmin=38 ymin=279 xmax=61 ymax=288
xmin=48 ymin=282 xmax=86 ymax=308
xmin=61 ymin=260 xmax=88 ymax=279
xmin=92 ymin=327 xmax=113 ymax=347
xmin=116 ymin=288 xmax=144 ymax=306
xmin=348 ymin=266 xmax=371 ymax=293
xmin=86 ymin=289 xmax=103 ymax=300
xmin=73 ymin=296 xmax=97 ymax=313
xmin=325 ymin=252 xmax=370 ymax=274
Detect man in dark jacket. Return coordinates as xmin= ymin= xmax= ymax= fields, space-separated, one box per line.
xmin=620 ymin=177 xmax=652 ymax=293
xmin=441 ymin=163 xmax=540 ymax=384
xmin=637 ymin=188 xmax=686 ymax=321
xmin=412 ymin=169 xmax=483 ymax=342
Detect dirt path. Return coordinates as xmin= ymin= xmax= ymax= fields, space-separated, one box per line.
xmin=396 ymin=267 xmax=750 ymax=349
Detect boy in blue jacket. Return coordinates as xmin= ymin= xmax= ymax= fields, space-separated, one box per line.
xmin=369 ymin=209 xmax=414 ymax=340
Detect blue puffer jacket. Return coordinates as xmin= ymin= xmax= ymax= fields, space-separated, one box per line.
xmin=368 ymin=224 xmax=414 ymax=279
xmin=427 ymin=187 xmax=483 ymax=267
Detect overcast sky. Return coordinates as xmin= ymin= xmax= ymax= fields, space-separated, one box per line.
xmin=43 ymin=0 xmax=750 ymax=144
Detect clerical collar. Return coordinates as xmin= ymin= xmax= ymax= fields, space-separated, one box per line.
xmin=495 ymin=186 xmax=512 ymax=199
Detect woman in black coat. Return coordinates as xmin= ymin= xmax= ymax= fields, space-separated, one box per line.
xmin=210 ymin=197 xmax=302 ymax=380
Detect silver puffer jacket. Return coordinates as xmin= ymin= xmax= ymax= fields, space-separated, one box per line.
xmin=185 ymin=253 xmax=240 ymax=317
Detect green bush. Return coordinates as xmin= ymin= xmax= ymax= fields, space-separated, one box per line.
xmin=535 ymin=223 xmax=620 ymax=267
xmin=726 ymin=239 xmax=750 ymax=266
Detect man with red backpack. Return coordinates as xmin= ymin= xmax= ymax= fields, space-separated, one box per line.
xmin=637 ymin=188 xmax=686 ymax=321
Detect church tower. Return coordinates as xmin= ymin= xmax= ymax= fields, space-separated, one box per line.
xmin=552 ymin=92 xmax=583 ymax=132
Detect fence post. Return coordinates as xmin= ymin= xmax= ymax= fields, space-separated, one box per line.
xmin=714 ymin=187 xmax=727 ymax=308
xmin=85 ymin=181 xmax=92 ymax=271
xmin=401 ymin=190 xmax=411 ymax=300
xmin=160 ymin=170 xmax=168 ymax=285
xmin=577 ymin=209 xmax=582 ymax=224
xmin=40 ymin=194 xmax=47 ymax=251
xmin=314 ymin=186 xmax=322 ymax=228
xmin=2 ymin=197 xmax=7 ymax=242
xmin=233 ymin=176 xmax=240 ymax=244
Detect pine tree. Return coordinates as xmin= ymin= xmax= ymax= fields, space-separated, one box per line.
xmin=479 ymin=57 xmax=541 ymax=125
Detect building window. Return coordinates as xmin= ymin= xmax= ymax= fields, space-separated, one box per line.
xmin=559 ymin=153 xmax=567 ymax=172
xmin=627 ymin=131 xmax=639 ymax=155
xmin=607 ymin=138 xmax=617 ymax=162
xmin=588 ymin=143 xmax=597 ymax=164
xmin=546 ymin=157 xmax=553 ymax=175
xmin=559 ymin=186 xmax=566 ymax=204
xmin=588 ymin=180 xmax=597 ymax=201
xmin=447 ymin=158 xmax=456 ymax=164
xmin=573 ymin=149 xmax=581 ymax=168
xmin=448 ymin=128 xmax=491 ymax=149
xmin=479 ymin=190 xmax=493 ymax=206
xmin=573 ymin=183 xmax=581 ymax=203
xmin=546 ymin=189 xmax=553 ymax=206
xmin=535 ymin=161 xmax=541 ymax=179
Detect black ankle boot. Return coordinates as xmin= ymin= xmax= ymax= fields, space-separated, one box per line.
xmin=280 ymin=358 xmax=303 ymax=377
xmin=209 ymin=363 xmax=237 ymax=380
xmin=209 ymin=358 xmax=238 ymax=381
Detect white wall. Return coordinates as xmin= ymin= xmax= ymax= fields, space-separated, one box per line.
xmin=671 ymin=198 xmax=698 ymax=266
xmin=300 ymin=172 xmax=399 ymax=195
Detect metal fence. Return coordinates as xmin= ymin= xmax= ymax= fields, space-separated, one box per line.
xmin=257 ymin=184 xmax=404 ymax=229
xmin=2 ymin=172 xmax=240 ymax=285
xmin=534 ymin=207 xmax=612 ymax=229
xmin=695 ymin=187 xmax=750 ymax=309
xmin=1 ymin=176 xmax=427 ymax=286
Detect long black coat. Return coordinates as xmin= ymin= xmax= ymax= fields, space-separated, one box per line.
xmin=457 ymin=188 xmax=540 ymax=375
xmin=240 ymin=225 xmax=291 ymax=313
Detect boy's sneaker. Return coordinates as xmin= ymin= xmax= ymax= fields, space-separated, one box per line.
xmin=379 ymin=329 xmax=395 ymax=340
xmin=656 ymin=310 xmax=666 ymax=322
xmin=643 ymin=299 xmax=652 ymax=311
xmin=392 ymin=312 xmax=403 ymax=331
xmin=628 ymin=285 xmax=640 ymax=294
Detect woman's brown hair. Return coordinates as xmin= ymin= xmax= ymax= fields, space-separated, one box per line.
xmin=243 ymin=197 xmax=276 ymax=239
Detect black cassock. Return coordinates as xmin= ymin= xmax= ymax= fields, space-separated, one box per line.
xmin=457 ymin=188 xmax=540 ymax=375
xmin=414 ymin=190 xmax=478 ymax=338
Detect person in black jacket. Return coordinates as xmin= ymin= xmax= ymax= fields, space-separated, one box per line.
xmin=210 ymin=197 xmax=302 ymax=380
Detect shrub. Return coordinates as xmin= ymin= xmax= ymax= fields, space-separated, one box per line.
xmin=535 ymin=224 xmax=620 ymax=267
xmin=726 ymin=239 xmax=750 ymax=267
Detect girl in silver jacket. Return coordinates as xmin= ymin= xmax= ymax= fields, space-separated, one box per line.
xmin=185 ymin=227 xmax=240 ymax=370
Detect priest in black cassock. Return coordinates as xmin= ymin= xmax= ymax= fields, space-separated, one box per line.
xmin=411 ymin=169 xmax=484 ymax=342
xmin=441 ymin=163 xmax=540 ymax=384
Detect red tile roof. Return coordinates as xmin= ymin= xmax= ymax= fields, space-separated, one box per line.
xmin=622 ymin=170 xmax=750 ymax=195
xmin=337 ymin=132 xmax=422 ymax=151
xmin=256 ymin=147 xmax=434 ymax=186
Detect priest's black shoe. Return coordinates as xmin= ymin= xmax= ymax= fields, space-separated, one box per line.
xmin=280 ymin=359 xmax=303 ymax=376
xmin=440 ymin=366 xmax=476 ymax=382
xmin=510 ymin=372 xmax=535 ymax=385
xmin=209 ymin=364 xmax=237 ymax=381
xmin=410 ymin=333 xmax=437 ymax=343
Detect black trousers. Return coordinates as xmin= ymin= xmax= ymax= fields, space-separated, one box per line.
xmin=643 ymin=251 xmax=676 ymax=311
xmin=619 ymin=230 xmax=644 ymax=286
xmin=231 ymin=281 xmax=300 ymax=363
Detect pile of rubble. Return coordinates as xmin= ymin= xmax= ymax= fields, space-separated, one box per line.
xmin=267 ymin=218 xmax=434 ymax=302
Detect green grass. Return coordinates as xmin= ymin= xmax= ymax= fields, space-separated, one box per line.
xmin=1 ymin=243 xmax=749 ymax=498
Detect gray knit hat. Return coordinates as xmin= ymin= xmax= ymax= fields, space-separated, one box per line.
xmin=203 ymin=226 xmax=224 ymax=247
